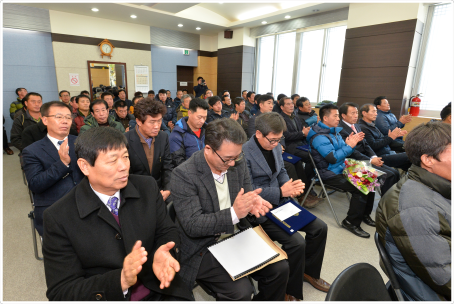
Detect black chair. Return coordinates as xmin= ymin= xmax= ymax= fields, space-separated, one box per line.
xmin=325 ymin=263 xmax=391 ymax=301
xmin=374 ymin=232 xmax=405 ymax=301
xmin=165 ymin=201 xmax=257 ymax=300
xmin=299 ymin=146 xmax=349 ymax=227
xmin=27 ymin=189 xmax=43 ymax=260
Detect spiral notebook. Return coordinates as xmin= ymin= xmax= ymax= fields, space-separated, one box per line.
xmin=208 ymin=225 xmax=287 ymax=281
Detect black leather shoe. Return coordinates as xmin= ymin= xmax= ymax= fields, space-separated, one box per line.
xmin=342 ymin=219 xmax=370 ymax=238
xmin=363 ymin=215 xmax=376 ymax=227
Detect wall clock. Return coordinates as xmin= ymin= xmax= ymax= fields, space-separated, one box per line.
xmin=98 ymin=39 xmax=115 ymax=58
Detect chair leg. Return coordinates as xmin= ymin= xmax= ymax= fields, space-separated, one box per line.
xmin=319 ymin=181 xmax=342 ymax=227
xmin=22 ymin=170 xmax=27 ymax=186
xmin=300 ymin=179 xmax=316 ymax=206
xmin=28 ymin=211 xmax=43 ymax=261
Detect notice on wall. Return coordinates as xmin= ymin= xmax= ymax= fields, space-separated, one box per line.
xmin=69 ymin=73 xmax=80 ymax=86
xmin=180 ymin=82 xmax=188 ymax=86
xmin=134 ymin=66 xmax=149 ymax=93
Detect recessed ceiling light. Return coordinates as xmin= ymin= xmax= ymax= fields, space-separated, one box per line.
xmin=285 ymin=15 xmax=291 ymax=19
xmin=312 ymin=9 xmax=319 ymax=12
xmin=261 ymin=21 xmax=267 ymax=24
xmin=130 ymin=15 xmax=137 ymax=18
xmin=196 ymin=27 xmax=201 ymax=30
xmin=91 ymin=8 xmax=99 ymax=12
xmin=178 ymin=24 xmax=183 ymax=27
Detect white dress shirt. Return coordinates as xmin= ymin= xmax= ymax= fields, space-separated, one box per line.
xmin=342 ymin=120 xmax=376 ymax=159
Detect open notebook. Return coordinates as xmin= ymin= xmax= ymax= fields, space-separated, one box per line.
xmin=208 ymin=225 xmax=287 ymax=281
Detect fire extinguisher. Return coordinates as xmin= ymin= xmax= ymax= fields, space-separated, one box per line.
xmin=408 ymin=93 xmax=422 ymax=116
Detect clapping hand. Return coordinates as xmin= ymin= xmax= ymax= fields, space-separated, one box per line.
xmin=399 ymin=114 xmax=412 ymax=124
xmin=280 ymin=178 xmax=305 ymax=198
xmin=58 ymin=138 xmax=71 ymax=166
xmin=121 ymin=241 xmax=148 ymax=291
xmin=233 ymin=188 xmax=271 ymax=218
xmin=345 ymin=132 xmax=364 ymax=148
xmin=153 ymin=242 xmax=180 ymax=289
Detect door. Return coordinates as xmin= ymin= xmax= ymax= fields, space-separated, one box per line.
xmin=176 ymin=66 xmax=194 ymax=95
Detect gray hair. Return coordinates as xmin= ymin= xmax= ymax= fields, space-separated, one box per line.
xmin=181 ymin=94 xmax=192 ymax=102
xmin=255 ymin=112 xmax=287 ymax=136
xmin=205 ymin=118 xmax=247 ymax=150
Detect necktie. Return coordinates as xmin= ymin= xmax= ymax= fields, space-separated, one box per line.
xmin=351 ymin=124 xmax=357 ymax=133
xmin=57 ymin=140 xmax=64 ymax=145
xmin=107 ymin=197 xmax=119 ymax=216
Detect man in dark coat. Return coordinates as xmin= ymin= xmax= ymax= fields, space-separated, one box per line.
xmin=42 ymin=127 xmax=192 ymax=301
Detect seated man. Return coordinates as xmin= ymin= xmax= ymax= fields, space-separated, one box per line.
xmin=171 ymin=118 xmax=289 ymax=301
xmin=22 ymin=101 xmax=84 ymax=236
xmin=176 ymin=94 xmax=192 ymax=121
xmin=374 ymin=96 xmax=411 ymax=151
xmin=116 ymin=89 xmax=132 ymax=108
xmin=101 ymin=92 xmax=116 ymax=116
xmin=295 ymin=97 xmax=318 ymax=127
xmin=169 ymin=98 xmax=208 ymax=167
xmin=440 ymin=102 xmax=451 ymax=124
xmin=204 ymin=89 xmax=213 ymax=100
xmin=113 ymin=100 xmax=135 ymax=132
xmin=233 ymin=97 xmax=250 ymax=135
xmin=72 ymin=95 xmax=91 ymax=134
xmin=42 ymin=127 xmax=193 ymax=301
xmin=10 ymin=92 xmax=43 ymax=152
xmin=147 ymin=90 xmax=155 ymax=100
xmin=376 ymin=122 xmax=451 ymax=301
xmin=247 ymin=94 xmax=274 ymax=138
xmin=70 ymin=96 xmax=78 ymax=114
xmin=243 ymin=112 xmax=330 ymax=300
xmin=59 ymin=90 xmax=72 ymax=112
xmin=338 ymin=102 xmax=400 ymax=195
xmin=125 ymin=98 xmax=173 ymax=203
xmin=206 ymin=96 xmax=236 ymax=123
xmin=157 ymin=89 xmax=177 ymax=131
xmin=173 ymin=90 xmax=183 ymax=109
xmin=307 ymin=104 xmax=375 ymax=238
xmin=79 ymin=99 xmax=125 ymax=134
xmin=221 ymin=95 xmax=235 ymax=114
xmin=358 ymin=104 xmax=411 ymax=172
xmin=244 ymin=91 xmax=256 ymax=114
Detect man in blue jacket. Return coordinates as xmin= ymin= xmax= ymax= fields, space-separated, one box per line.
xmin=157 ymin=89 xmax=177 ymax=131
xmin=374 ymin=96 xmax=411 ymax=151
xmin=169 ymin=98 xmax=208 ymax=167
xmin=307 ymin=104 xmax=375 ymax=238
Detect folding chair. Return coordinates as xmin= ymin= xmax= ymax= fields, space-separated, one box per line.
xmin=27 ymin=186 xmax=43 ymax=260
xmin=299 ymin=146 xmax=349 ymax=227
xmin=374 ymin=233 xmax=405 ymax=301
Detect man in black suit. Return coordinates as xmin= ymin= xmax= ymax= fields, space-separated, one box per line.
xmin=247 ymin=94 xmax=274 ymax=138
xmin=42 ymin=127 xmax=193 ymax=301
xmin=22 ymin=101 xmax=84 ymax=236
xmin=338 ymin=103 xmax=400 ymax=195
xmin=125 ymin=98 xmax=173 ymax=203
xmin=171 ymin=118 xmax=289 ymax=301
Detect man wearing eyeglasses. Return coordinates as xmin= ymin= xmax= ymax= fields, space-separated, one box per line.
xmin=171 ymin=118 xmax=290 ymax=301
xmin=22 ymin=101 xmax=84 ymax=236
xmin=243 ymin=112 xmax=330 ymax=300
xmin=79 ymin=99 xmax=125 ymax=135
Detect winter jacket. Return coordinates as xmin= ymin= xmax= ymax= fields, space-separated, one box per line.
xmin=375 ymin=109 xmax=405 ymax=143
xmin=162 ymin=101 xmax=177 ymax=127
xmin=10 ymin=110 xmax=41 ymax=151
xmin=206 ymin=109 xmax=230 ymax=123
xmin=193 ymin=84 xmax=207 ymax=98
xmin=169 ymin=117 xmax=206 ymax=167
xmin=79 ymin=114 xmax=125 ymax=135
xmin=72 ymin=110 xmax=88 ymax=134
xmin=176 ymin=105 xmax=189 ymax=121
xmin=306 ymin=121 xmax=353 ymax=180
xmin=358 ymin=119 xmax=394 ymax=157
xmin=376 ymin=165 xmax=451 ymax=301
xmin=113 ymin=112 xmax=135 ymax=130
xmin=9 ymin=97 xmax=24 ymax=119
xmin=296 ymin=109 xmax=317 ymax=127
xmin=222 ymin=103 xmax=235 ymax=114
xmin=280 ymin=112 xmax=308 ymax=154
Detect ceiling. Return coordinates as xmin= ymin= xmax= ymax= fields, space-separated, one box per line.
xmin=17 ymin=2 xmax=349 ymax=35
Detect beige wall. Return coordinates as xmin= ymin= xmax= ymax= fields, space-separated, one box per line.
xmin=347 ymin=3 xmax=427 ymax=29
xmin=200 ymin=35 xmax=218 ymax=52
xmin=193 ymin=56 xmax=218 ymax=96
xmin=52 ymin=42 xmax=152 ymax=99
xmin=49 ymin=10 xmax=151 ymax=43
xmin=218 ymin=27 xmax=255 ymax=49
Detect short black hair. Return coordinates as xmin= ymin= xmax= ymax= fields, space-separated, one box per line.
xmin=242 ymin=90 xmax=248 ymax=94
xmin=189 ymin=98 xmax=209 ymax=112
xmin=254 ymin=94 xmax=261 ymax=102
xmin=221 ymin=95 xmax=230 ymax=102
xmin=295 ymin=97 xmax=310 ymax=108
xmin=158 ymin=89 xmax=167 ymax=95
xmin=404 ymin=122 xmax=451 ymax=167
xmin=208 ymin=96 xmax=222 ymax=107
xmin=319 ymin=104 xmax=338 ymax=122
xmin=40 ymin=101 xmax=72 ymax=117
xmin=276 ymin=94 xmax=287 ymax=102
xmin=80 ymin=90 xmax=90 ymax=95
xmin=197 ymin=76 xmax=203 ymax=81
xmin=59 ymin=90 xmax=70 ymax=97
xmin=134 ymin=91 xmax=143 ymax=97
xmin=373 ymin=96 xmax=387 ymax=106
xmin=89 ymin=99 xmax=108 ymax=113
xmin=360 ymin=104 xmax=375 ymax=117
xmin=338 ymin=102 xmax=359 ymax=117
xmin=255 ymin=112 xmax=287 ymax=137
xmin=166 ymin=90 xmax=171 ymax=93
xmin=114 ymin=100 xmax=128 ymax=110
xmin=246 ymin=91 xmax=255 ymax=99
xmin=134 ymin=97 xmax=167 ymax=123
xmin=23 ymin=92 xmax=42 ymax=103
xmin=76 ymin=95 xmax=90 ymax=104
xmin=278 ymin=96 xmax=292 ymax=107
xmin=440 ymin=102 xmax=451 ymax=121
xmin=291 ymin=94 xmax=300 ymax=100
xmin=101 ymin=92 xmax=114 ymax=100
xmin=233 ymin=97 xmax=245 ymax=107
xmin=148 ymin=90 xmax=155 ymax=95
xmin=205 ymin=118 xmax=247 ymax=151
xmin=257 ymin=94 xmax=274 ymax=106
xmin=118 ymin=89 xmax=126 ymax=94
xmin=70 ymin=96 xmax=77 ymax=103
xmin=75 ymin=127 xmax=128 ymax=166
xmin=132 ymin=96 xmax=143 ymax=104
xmin=15 ymin=88 xmax=26 ymax=95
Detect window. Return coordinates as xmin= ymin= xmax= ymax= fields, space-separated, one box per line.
xmin=256 ymin=25 xmax=347 ymax=103
xmin=415 ymin=3 xmax=453 ymax=115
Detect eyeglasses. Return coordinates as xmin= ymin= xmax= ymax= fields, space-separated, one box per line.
xmin=212 ymin=149 xmax=244 ymax=165
xmin=264 ymin=135 xmax=285 ymax=145
xmin=47 ymin=115 xmax=72 ymax=121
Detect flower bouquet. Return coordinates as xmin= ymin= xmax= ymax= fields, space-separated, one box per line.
xmin=343 ymin=158 xmax=383 ymax=195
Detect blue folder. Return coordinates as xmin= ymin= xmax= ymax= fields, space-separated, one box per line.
xmin=282 ymin=152 xmax=302 ymax=165
xmin=266 ymin=199 xmax=317 ymax=235
xmin=296 ymin=144 xmax=310 ymax=152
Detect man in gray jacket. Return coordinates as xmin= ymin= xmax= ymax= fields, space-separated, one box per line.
xmin=376 ymin=122 xmax=451 ymax=301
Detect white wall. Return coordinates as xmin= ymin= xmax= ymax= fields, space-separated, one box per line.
xmin=200 ymin=34 xmax=218 ymax=52
xmin=49 ymin=10 xmax=151 ymax=43
xmin=347 ymin=3 xmax=422 ymax=29
xmin=217 ymin=27 xmax=255 ymax=49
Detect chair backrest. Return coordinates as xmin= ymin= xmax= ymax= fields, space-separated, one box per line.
xmin=325 ymin=263 xmax=391 ymax=301
xmin=166 ymin=201 xmax=176 ymax=223
xmin=374 ymin=232 xmax=405 ymax=301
